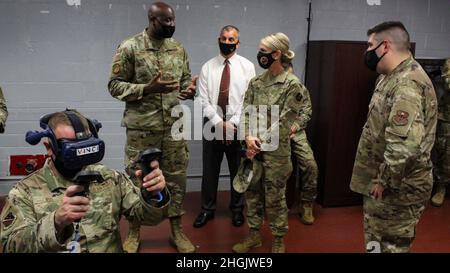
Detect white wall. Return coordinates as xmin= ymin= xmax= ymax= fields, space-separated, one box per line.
xmin=0 ymin=0 xmax=448 ymax=193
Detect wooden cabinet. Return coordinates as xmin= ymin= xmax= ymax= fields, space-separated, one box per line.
xmin=286 ymin=41 xmax=415 ymax=208
xmin=300 ymin=40 xmax=415 ymax=207
xmin=304 ymin=41 xmax=377 ymax=207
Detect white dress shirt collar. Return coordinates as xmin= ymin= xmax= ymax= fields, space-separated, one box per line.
xmin=218 ymin=52 xmax=238 ymax=65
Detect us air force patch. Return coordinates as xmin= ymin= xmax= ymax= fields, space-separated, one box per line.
xmin=393 ymin=110 xmax=409 ymax=126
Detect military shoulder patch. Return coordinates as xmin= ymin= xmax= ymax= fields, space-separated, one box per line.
xmin=112 ymin=63 xmax=121 ymax=75
xmin=387 ymin=99 xmax=418 ymax=137
xmin=392 ymin=110 xmax=410 ymax=126
xmin=1 ymin=211 xmax=16 ymax=229
xmin=1 ymin=200 xmax=17 ymax=231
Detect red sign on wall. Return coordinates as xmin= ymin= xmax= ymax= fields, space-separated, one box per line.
xmin=9 ymin=155 xmax=47 ymax=176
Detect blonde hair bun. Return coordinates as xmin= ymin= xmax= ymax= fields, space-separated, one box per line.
xmin=261 ymin=32 xmax=295 ymax=64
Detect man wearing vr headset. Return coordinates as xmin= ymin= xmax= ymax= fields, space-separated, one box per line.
xmin=0 ymin=86 xmax=7 ymax=133
xmin=0 ymin=110 xmax=169 ymax=253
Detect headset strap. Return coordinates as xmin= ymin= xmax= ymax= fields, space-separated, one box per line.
xmin=65 ymin=110 xmax=88 ymax=139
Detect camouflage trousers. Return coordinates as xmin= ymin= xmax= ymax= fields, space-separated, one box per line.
xmin=434 ymin=121 xmax=450 ymax=186
xmin=291 ymin=130 xmax=318 ymax=203
xmin=245 ymin=154 xmax=293 ymax=237
xmin=125 ymin=128 xmax=189 ymax=218
xmin=363 ymin=197 xmax=425 ymax=253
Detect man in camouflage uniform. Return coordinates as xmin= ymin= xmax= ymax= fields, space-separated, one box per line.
xmin=350 ymin=22 xmax=437 ymax=253
xmin=0 ymin=111 xmax=169 ymax=252
xmin=107 ymin=2 xmax=197 ymax=253
xmin=287 ymin=64 xmax=319 ymax=225
xmin=431 ymin=59 xmax=450 ymax=207
xmin=0 ymin=87 xmax=7 ymax=133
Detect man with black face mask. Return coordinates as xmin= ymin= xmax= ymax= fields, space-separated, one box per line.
xmin=0 ymin=110 xmax=169 ymax=253
xmin=195 ymin=25 xmax=255 ymax=229
xmin=108 ymin=2 xmax=197 ymax=253
xmin=350 ymin=21 xmax=437 ymax=253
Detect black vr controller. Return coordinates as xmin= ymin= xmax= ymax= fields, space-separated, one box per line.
xmin=72 ymin=170 xmax=104 ymax=197
xmin=72 ymin=170 xmax=104 ymax=223
xmin=137 ymin=148 xmax=164 ymax=203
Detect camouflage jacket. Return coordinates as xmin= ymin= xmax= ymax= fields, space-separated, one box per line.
xmin=0 ymin=159 xmax=170 ymax=253
xmin=292 ymin=77 xmax=312 ymax=131
xmin=0 ymin=87 xmax=7 ymax=132
xmin=438 ymin=59 xmax=450 ymax=123
xmin=350 ymin=57 xmax=438 ymax=205
xmin=240 ymin=70 xmax=303 ymax=158
xmin=108 ymin=29 xmax=192 ymax=131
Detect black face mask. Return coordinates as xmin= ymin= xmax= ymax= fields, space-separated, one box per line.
xmin=154 ymin=19 xmax=175 ymax=39
xmin=364 ymin=41 xmax=387 ymax=71
xmin=53 ymin=156 xmax=82 ymax=180
xmin=257 ymin=51 xmax=275 ymax=69
xmin=219 ymin=40 xmax=237 ymax=56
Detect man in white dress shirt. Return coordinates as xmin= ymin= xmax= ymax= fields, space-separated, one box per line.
xmin=194 ymin=25 xmax=256 ymax=228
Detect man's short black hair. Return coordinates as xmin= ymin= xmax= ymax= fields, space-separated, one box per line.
xmin=367 ymin=21 xmax=411 ymax=52
xmin=367 ymin=21 xmax=407 ymax=36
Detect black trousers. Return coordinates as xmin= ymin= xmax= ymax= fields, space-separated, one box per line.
xmin=201 ymin=137 xmax=245 ymax=213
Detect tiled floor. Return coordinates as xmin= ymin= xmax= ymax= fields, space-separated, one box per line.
xmin=1 ymin=192 xmax=449 ymax=253
xmin=121 ymin=192 xmax=450 ymax=253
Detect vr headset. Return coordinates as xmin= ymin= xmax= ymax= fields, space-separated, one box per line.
xmin=25 ymin=109 xmax=105 ymax=170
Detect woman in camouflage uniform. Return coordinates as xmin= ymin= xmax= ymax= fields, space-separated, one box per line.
xmin=232 ymin=33 xmax=303 ymax=253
